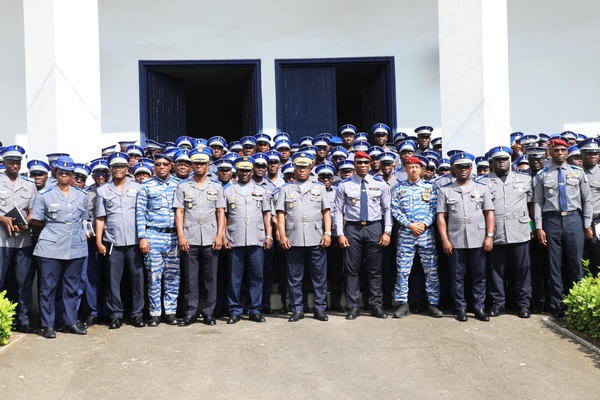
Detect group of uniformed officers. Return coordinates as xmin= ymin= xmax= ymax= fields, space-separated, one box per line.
xmin=0 ymin=124 xmax=597 ymax=339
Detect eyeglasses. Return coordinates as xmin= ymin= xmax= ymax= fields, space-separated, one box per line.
xmin=454 ymin=164 xmax=471 ymax=170
xmin=93 ymin=172 xmax=108 ymax=177
xmin=318 ymin=175 xmax=333 ymax=180
xmin=30 ymin=172 xmax=46 ymax=177
xmin=74 ymin=176 xmax=86 ymax=182
xmin=355 ymin=161 xmax=370 ymax=165
xmin=154 ymin=162 xmax=170 ymax=167
xmin=56 ymin=171 xmax=71 ymax=176
xmin=254 ymin=165 xmax=267 ymax=169
xmin=316 ymin=146 xmax=328 ymax=151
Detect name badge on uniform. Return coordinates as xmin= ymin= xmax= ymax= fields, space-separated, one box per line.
xmin=310 ymin=186 xmax=321 ymax=197
xmin=185 ymin=191 xmax=195 ymax=202
xmin=421 ymin=193 xmax=431 ymax=202
xmin=207 ymin=188 xmax=218 ymax=201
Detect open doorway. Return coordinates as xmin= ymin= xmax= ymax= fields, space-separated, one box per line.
xmin=275 ymin=57 xmax=396 ymax=143
xmin=139 ymin=60 xmax=262 ymax=144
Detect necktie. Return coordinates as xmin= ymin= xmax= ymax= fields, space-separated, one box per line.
xmin=558 ymin=166 xmax=568 ymax=212
xmin=360 ymin=179 xmax=368 ymax=222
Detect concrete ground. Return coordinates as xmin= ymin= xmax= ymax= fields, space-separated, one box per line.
xmin=1 ymin=311 xmax=599 ymax=400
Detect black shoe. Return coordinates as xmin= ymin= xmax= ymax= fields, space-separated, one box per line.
xmin=531 ymin=303 xmax=545 ymax=314
xmin=178 ymin=315 xmax=197 ymax=327
xmin=346 ymin=307 xmax=359 ymax=320
xmin=474 ymin=308 xmax=490 ymax=322
xmin=370 ymin=305 xmax=388 ymax=319
xmin=303 ymin=305 xmax=314 ymax=313
xmin=249 ymin=313 xmax=265 ymax=323
xmin=165 ymin=314 xmax=178 ymax=325
xmin=43 ymin=327 xmax=56 ymax=339
xmin=429 ymin=304 xmax=444 ymax=318
xmin=108 ymin=318 xmax=122 ymax=330
xmin=131 ymin=317 xmax=146 ymax=328
xmin=203 ymin=315 xmax=216 ymax=326
xmin=227 ymin=314 xmax=240 ymax=324
xmin=518 ymin=306 xmax=531 ymax=319
xmin=489 ymin=304 xmax=505 ymax=317
xmin=456 ymin=309 xmax=468 ymax=322
xmin=16 ymin=324 xmax=38 ymax=334
xmin=393 ymin=302 xmax=410 ymax=318
xmin=148 ymin=316 xmax=160 ymax=327
xmin=84 ymin=314 xmax=98 ymax=328
xmin=288 ymin=312 xmax=305 ymax=322
xmin=65 ymin=324 xmax=87 ymax=335
xmin=262 ymin=307 xmax=274 ymax=315
xmin=330 ymin=305 xmax=345 ymax=313
xmin=279 ymin=306 xmax=289 ymax=314
xmin=313 ymin=310 xmax=328 ymax=322
xmin=550 ymin=306 xmax=566 ymax=319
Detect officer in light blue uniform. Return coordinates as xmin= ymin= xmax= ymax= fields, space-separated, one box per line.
xmin=391 ymin=155 xmax=442 ymax=318
xmin=31 ymin=157 xmax=89 ymax=338
xmin=0 ymin=145 xmax=37 ymax=333
xmin=95 ymin=152 xmax=145 ymax=329
xmin=223 ymin=156 xmax=273 ymax=324
xmin=276 ymin=153 xmax=332 ymax=322
xmin=136 ymin=153 xmax=181 ymax=327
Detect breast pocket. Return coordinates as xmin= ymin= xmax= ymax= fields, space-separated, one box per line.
xmin=446 ymin=198 xmax=458 ymax=212
xmin=566 ymin=178 xmax=579 ymax=194
xmin=47 ymin=206 xmax=60 ymax=221
xmin=149 ymin=193 xmax=164 ymax=210
xmin=286 ymin=197 xmax=296 ymax=212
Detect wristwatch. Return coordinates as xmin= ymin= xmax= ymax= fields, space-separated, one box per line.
xmin=384 ymin=230 xmax=392 ymax=236
xmin=486 ymin=232 xmax=494 ymax=238
xmin=324 ymin=232 xmax=332 ymax=236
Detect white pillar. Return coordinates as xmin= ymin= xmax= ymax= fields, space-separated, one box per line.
xmin=438 ymin=0 xmax=511 ymax=157
xmin=22 ymin=0 xmax=102 ymax=162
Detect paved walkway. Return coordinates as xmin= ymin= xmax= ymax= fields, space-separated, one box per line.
xmin=1 ymin=312 xmax=599 ymax=399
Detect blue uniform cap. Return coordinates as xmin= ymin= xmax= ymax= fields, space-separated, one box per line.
xmin=273 ymin=132 xmax=290 ymax=143
xmin=126 ymin=145 xmax=144 ymax=157
xmin=107 ymin=152 xmax=130 ymax=166
xmin=315 ymin=164 xmax=336 ymax=176
xmin=576 ymin=133 xmax=588 ymax=143
xmin=438 ymin=158 xmax=451 ymax=170
xmin=101 ymin=145 xmax=116 ymax=156
xmin=163 ymin=148 xmax=178 ymax=159
xmin=414 ymin=126 xmax=434 ymax=136
xmin=27 ymin=159 xmax=51 ymax=173
xmin=1 ymin=145 xmax=26 ymax=160
xmin=145 ymin=139 xmax=165 ymax=150
xmin=153 ymin=153 xmax=173 ymax=162
xmin=354 ymin=132 xmax=369 ymax=142
xmin=290 ymin=143 xmax=300 ymax=153
xmin=393 ymin=132 xmax=407 ymax=144
xmin=446 ymin=149 xmax=465 ymax=158
xmin=579 ymin=137 xmax=600 ymax=152
xmin=330 ymin=136 xmax=343 ymax=145
xmin=74 ymin=163 xmax=91 ymax=177
xmin=517 ymin=134 xmax=538 ymax=147
xmin=378 ymin=151 xmax=397 ymax=163
xmin=510 ymin=132 xmax=524 ymax=146
xmin=274 ymin=139 xmax=292 ymax=150
xmin=240 ymin=136 xmax=257 ymax=147
xmin=421 ymin=150 xmax=441 ymax=161
xmin=367 ymin=146 xmax=384 ymax=158
xmin=266 ymin=150 xmax=281 ymax=163
xmin=252 ymin=152 xmax=269 ymax=165
xmin=174 ymin=149 xmax=191 ymax=163
xmin=299 ymin=145 xmax=317 ymax=156
xmin=46 ymin=152 xmax=70 ymax=163
xmin=312 ymin=136 xmax=331 ymax=147
xmin=525 ymin=146 xmax=547 ymax=158
xmin=397 ymin=140 xmax=417 ymax=153
xmin=118 ymin=140 xmax=137 ymax=148
xmin=450 ymin=152 xmax=475 ymax=166
xmin=337 ymin=159 xmax=355 ymax=171
xmin=281 ymin=162 xmax=295 ymax=175
xmin=133 ymin=162 xmax=153 ymax=175
xmin=425 ymin=158 xmax=439 ymax=169
xmin=515 ymin=155 xmax=529 ymax=165
xmin=567 ymin=145 xmax=581 ymax=158
xmin=138 ymin=157 xmax=154 ymax=166
xmin=538 ymin=133 xmax=551 ymax=143
xmin=214 ymin=158 xmax=233 ymax=170
xmin=175 ymin=136 xmax=195 ymax=149
xmin=89 ymin=158 xmax=109 ymax=172
xmin=487 ymin=146 xmax=513 ymax=159
xmin=330 ymin=146 xmax=349 ymax=159
xmin=53 ymin=157 xmax=75 ymax=171
xmin=339 ymin=124 xmax=357 ymax=136
xmin=352 ymin=140 xmax=370 ymax=152
xmin=415 ymin=155 xmax=429 ymax=167
xmin=228 ymin=141 xmax=243 ymax=153
xmin=562 ymin=131 xmax=576 ymax=140
xmin=194 ymin=138 xmax=208 ymax=149
xmin=254 ymin=133 xmax=272 ymax=144
xmin=431 ymin=137 xmax=442 ymax=147
xmin=372 ymin=123 xmax=390 ymax=135
xmin=475 ymin=156 xmax=489 ymax=168
xmin=208 ymin=136 xmax=227 ymax=148
xmin=298 ymin=136 xmax=314 ymax=147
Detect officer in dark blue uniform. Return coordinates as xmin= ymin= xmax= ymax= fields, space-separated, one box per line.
xmin=31 ymin=157 xmax=89 ymax=338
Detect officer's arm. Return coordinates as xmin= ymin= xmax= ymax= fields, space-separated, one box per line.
xmin=333 ymin=184 xmax=345 ymax=237
xmin=390 ymin=187 xmax=409 ymax=227
xmin=29 ymin=194 xmax=45 ymax=228
xmin=483 ymin=210 xmax=495 ymax=252
xmin=321 ymin=209 xmax=332 ymax=247
xmin=436 ymin=212 xmax=452 ymax=255
xmin=380 ymin=184 xmax=393 ymax=233
xmin=276 ymin=210 xmax=290 ymax=250
xmin=175 ymin=208 xmax=189 ymax=252
xmin=580 ymin=173 xmax=593 ymax=229
xmin=262 ymin=210 xmax=273 ymax=249
xmin=96 ymin=216 xmax=107 ymax=255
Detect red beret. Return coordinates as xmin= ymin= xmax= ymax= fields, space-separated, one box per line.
xmin=405 ymin=156 xmax=422 ymax=165
xmin=549 ymin=139 xmax=568 ymax=148
xmin=354 ymin=151 xmax=371 ymax=160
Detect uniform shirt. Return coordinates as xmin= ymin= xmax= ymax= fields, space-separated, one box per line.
xmin=267 ymin=175 xmax=285 ymax=188
xmin=95 ymin=179 xmax=141 ymax=246
xmin=436 ymin=179 xmax=494 ymax=249
xmin=390 ymin=178 xmax=437 ymax=229
xmin=32 ymin=185 xmax=89 ymax=259
xmin=275 ymin=180 xmax=329 ymax=247
xmin=333 ymin=173 xmax=392 ymax=235
xmin=533 ymin=163 xmax=592 ymax=229
xmin=0 ymin=173 xmax=36 ymax=248
xmin=383 ymin=175 xmax=399 ymax=188
xmin=584 ymin=164 xmax=600 ymax=217
xmin=136 ymin=175 xmax=181 ymax=239
xmin=325 ymin=185 xmax=338 ymax=237
xmin=87 ymin=184 xmax=99 ymax=223
xmin=173 ymin=178 xmax=225 ymax=246
xmin=223 ymin=181 xmax=270 ymax=247
xmin=253 ymin=177 xmax=277 ymax=197
xmin=434 ymin=174 xmax=454 ymax=189
xmin=475 ymin=171 xmax=532 ymax=244
xmin=393 ymin=166 xmax=407 ymax=181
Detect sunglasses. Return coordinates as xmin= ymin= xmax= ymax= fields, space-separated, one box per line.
xmin=355 ymin=161 xmax=370 ymax=165
xmin=93 ymin=172 xmax=109 ymax=176
xmin=30 ymin=172 xmax=46 ymax=177
xmin=254 ymin=164 xmax=267 ymax=169
xmin=154 ymin=162 xmax=170 ymax=167
xmin=455 ymin=164 xmax=471 ymax=170
xmin=74 ymin=176 xmax=86 ymax=182
xmin=316 ymin=146 xmax=328 ymax=151
xmin=56 ymin=171 xmax=72 ymax=176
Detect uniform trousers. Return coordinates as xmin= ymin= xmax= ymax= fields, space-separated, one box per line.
xmin=181 ymin=245 xmax=218 ymax=317
xmin=448 ymin=248 xmax=486 ymax=310
xmin=583 ymin=236 xmax=600 ymax=277
xmin=529 ymin=239 xmax=549 ymax=310
xmin=0 ymin=246 xmax=34 ymax=325
xmin=106 ymin=245 xmax=144 ymax=319
xmin=143 ymin=230 xmax=180 ymax=316
xmin=227 ymin=246 xmax=263 ymax=316
xmin=81 ymin=240 xmax=106 ymax=317
xmin=395 ymin=227 xmax=439 ymax=305
xmin=261 ymin=246 xmax=275 ymax=309
xmin=285 ymin=246 xmax=327 ymax=313
xmin=326 ymin=238 xmax=344 ymax=308
xmin=215 ymin=248 xmax=229 ymax=315
xmin=543 ymin=212 xmax=584 ymax=309
xmin=38 ymin=256 xmax=85 ymax=328
xmin=343 ymin=221 xmax=383 ymax=308
xmin=487 ymin=242 xmax=531 ymax=308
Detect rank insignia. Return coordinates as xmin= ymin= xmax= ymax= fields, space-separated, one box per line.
xmin=187 ymin=202 xmax=194 ymax=209
xmin=351 ymin=198 xmax=357 ymax=205
xmin=231 ymin=204 xmax=236 ymax=209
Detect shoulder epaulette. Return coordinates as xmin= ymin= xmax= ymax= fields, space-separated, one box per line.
xmin=341 ymin=177 xmax=352 ymax=183
xmin=21 ymin=176 xmax=35 ymax=184
xmin=311 ymin=180 xmax=324 ymax=185
xmin=39 ymin=186 xmax=52 ymax=195
xmin=373 ymin=175 xmax=383 ymax=181
xmin=536 ymin=167 xmax=548 ymax=175
xmin=272 ymin=187 xmax=281 ymax=196
xmin=143 ymin=177 xmax=157 ymax=185
xmin=571 ymin=165 xmax=584 ymax=172
xmin=210 ymin=178 xmax=220 ymax=184
xmin=474 ymin=179 xmax=487 ymax=186
xmin=515 ymin=170 xmax=530 ymax=176
xmin=75 ymin=187 xmax=88 ymax=194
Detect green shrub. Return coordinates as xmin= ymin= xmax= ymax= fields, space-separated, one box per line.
xmin=564 ymin=273 xmax=600 ymax=340
xmin=0 ymin=290 xmax=17 ymax=345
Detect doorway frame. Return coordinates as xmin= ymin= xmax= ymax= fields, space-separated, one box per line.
xmin=274 ymin=56 xmax=397 ymax=134
xmin=138 ymin=59 xmax=262 ymax=143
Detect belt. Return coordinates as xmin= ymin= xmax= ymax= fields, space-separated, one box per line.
xmin=346 ymin=220 xmax=381 ymax=226
xmin=146 ymin=226 xmax=177 ymax=233
xmin=494 ymin=211 xmax=527 ymax=220
xmin=447 ymin=217 xmax=483 ymax=225
xmin=544 ymin=211 xmax=579 ymax=217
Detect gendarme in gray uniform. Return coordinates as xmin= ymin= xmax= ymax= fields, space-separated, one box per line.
xmin=223 ymin=181 xmax=270 ymax=246
xmin=0 ymin=174 xmax=36 ymax=248
xmin=95 ymin=179 xmax=141 ymax=246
